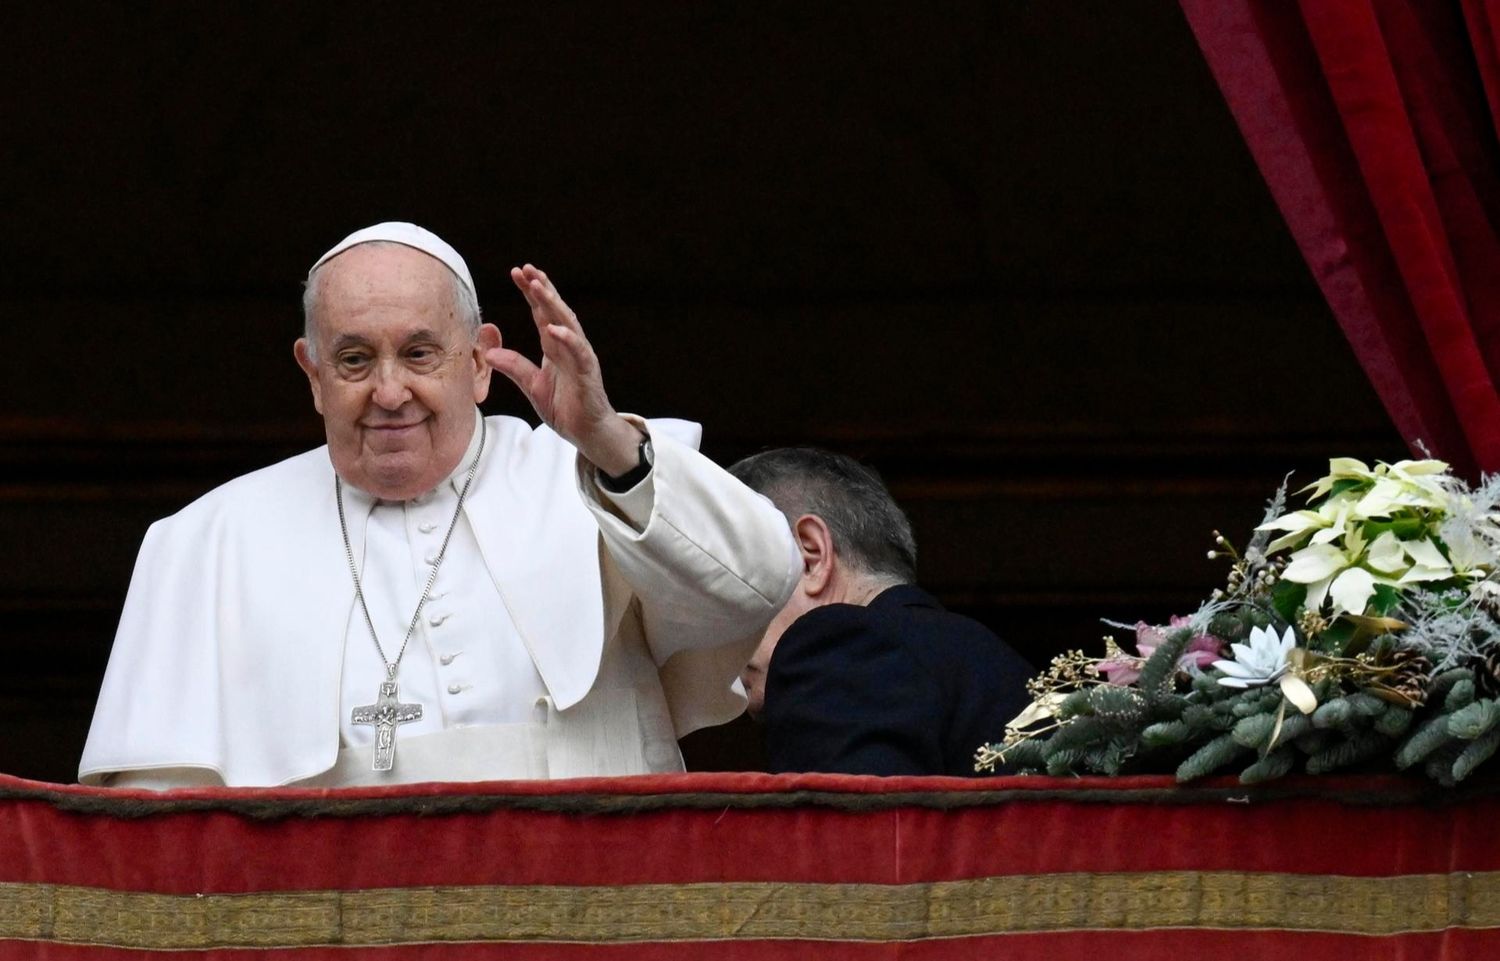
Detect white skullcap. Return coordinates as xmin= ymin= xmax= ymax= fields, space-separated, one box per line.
xmin=308 ymin=222 xmax=476 ymax=298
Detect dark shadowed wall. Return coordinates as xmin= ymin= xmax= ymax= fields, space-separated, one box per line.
xmin=0 ymin=2 xmax=1404 ymax=781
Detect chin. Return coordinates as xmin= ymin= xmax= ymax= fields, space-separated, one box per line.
xmin=337 ymin=452 xmax=433 ymax=500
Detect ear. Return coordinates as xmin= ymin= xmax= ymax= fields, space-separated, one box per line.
xmin=791 ymin=513 xmax=838 ymax=597
xmin=472 ymin=323 xmax=501 ymax=403
xmin=292 ymin=338 xmax=324 ymax=415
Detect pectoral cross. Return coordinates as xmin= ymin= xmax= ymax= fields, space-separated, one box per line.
xmin=351 ymin=681 xmax=423 ymax=772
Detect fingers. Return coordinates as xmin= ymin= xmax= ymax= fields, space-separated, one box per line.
xmin=540 ymin=323 xmax=595 ymax=377
xmin=510 ymin=264 xmax=584 ymax=337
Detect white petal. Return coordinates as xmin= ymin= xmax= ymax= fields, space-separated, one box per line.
xmin=1353 ymin=479 xmax=1402 ymax=518
xmin=1364 ymin=531 xmax=1408 ymax=574
xmin=1329 ymin=457 xmax=1373 ymax=476
xmin=1403 ymin=538 xmax=1450 ymax=569
xmin=1397 ymin=565 xmax=1453 ymax=585
xmin=1391 ymin=459 xmax=1449 ymax=476
xmin=1304 ymin=574 xmax=1334 ymax=611
xmin=1267 ymin=529 xmax=1315 ymax=554
xmin=1255 ymin=510 xmax=1326 ymax=534
xmin=1228 ymin=641 xmax=1257 ymax=663
xmin=1216 ymin=676 xmax=1254 ymax=689
xmin=1329 ymin=567 xmax=1377 ymax=616
xmin=1213 ymin=659 xmax=1257 ymax=679
xmin=1283 ymin=544 xmax=1348 ymax=584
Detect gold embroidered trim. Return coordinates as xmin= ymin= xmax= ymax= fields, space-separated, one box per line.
xmin=4 ymin=871 xmax=1499 ymax=949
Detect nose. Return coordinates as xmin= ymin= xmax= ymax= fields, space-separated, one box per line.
xmin=370 ymin=359 xmax=413 ymax=410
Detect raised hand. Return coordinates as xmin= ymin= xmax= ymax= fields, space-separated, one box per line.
xmin=484 ymin=265 xmax=643 ymax=476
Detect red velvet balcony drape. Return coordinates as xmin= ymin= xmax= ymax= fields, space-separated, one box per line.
xmin=1180 ymin=0 xmax=1500 ymax=478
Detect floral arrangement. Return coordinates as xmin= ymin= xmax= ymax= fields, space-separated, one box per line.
xmin=975 ymin=458 xmax=1500 ymax=785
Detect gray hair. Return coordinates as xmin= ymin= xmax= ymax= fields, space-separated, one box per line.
xmin=729 ymin=447 xmax=917 ymax=584
xmin=300 ymin=241 xmax=482 ymax=359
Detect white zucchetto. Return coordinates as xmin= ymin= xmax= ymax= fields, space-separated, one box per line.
xmin=309 ymin=222 xmax=476 ymax=298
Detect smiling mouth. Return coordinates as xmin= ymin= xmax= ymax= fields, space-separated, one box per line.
xmin=365 ymin=419 xmax=426 ymax=431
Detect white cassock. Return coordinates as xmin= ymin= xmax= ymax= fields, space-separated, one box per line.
xmin=78 ymin=411 xmax=799 ymax=787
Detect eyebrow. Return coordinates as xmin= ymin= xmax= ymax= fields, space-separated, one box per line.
xmin=328 ymin=329 xmax=448 ymax=354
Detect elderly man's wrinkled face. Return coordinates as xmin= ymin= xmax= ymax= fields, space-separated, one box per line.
xmin=294 ymin=244 xmax=498 ymax=500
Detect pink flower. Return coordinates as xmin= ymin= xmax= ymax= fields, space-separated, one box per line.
xmin=1097 ymin=653 xmax=1144 ymax=686
xmin=1097 ymin=618 xmax=1227 ymax=686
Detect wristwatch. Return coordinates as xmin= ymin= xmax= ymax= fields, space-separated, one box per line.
xmin=600 ymin=434 xmax=654 ymax=492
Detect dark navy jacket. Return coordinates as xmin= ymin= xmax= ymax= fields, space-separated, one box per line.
xmin=761 ymin=584 xmax=1034 ymax=776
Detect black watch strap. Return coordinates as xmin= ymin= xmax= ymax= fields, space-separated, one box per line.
xmin=600 ymin=435 xmax=654 ymax=492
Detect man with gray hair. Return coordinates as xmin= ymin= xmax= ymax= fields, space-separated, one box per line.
xmin=80 ymin=222 xmax=799 ymax=788
xmin=731 ymin=448 xmax=1033 ymax=776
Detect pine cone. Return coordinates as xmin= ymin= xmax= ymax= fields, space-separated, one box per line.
xmin=1383 ymin=649 xmax=1433 ymax=707
xmin=1469 ymin=647 xmax=1500 ymax=700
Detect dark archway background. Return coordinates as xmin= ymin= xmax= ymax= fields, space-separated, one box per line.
xmin=0 ymin=3 xmax=1404 ymax=781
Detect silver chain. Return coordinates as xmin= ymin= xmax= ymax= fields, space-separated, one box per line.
xmin=335 ymin=422 xmax=487 ymax=682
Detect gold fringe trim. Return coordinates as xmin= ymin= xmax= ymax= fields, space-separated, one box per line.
xmin=4 ymin=870 xmax=1500 ymax=949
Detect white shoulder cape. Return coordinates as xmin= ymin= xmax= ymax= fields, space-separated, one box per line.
xmin=79 ymin=415 xmax=798 ymax=786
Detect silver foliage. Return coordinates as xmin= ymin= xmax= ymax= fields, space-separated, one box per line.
xmin=1398 ymin=586 xmax=1500 ymax=671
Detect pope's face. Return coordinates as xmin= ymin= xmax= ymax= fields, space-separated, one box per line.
xmin=294 ymin=243 xmax=497 ymax=500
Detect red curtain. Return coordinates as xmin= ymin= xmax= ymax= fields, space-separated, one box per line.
xmin=1180 ymin=0 xmax=1500 ymax=478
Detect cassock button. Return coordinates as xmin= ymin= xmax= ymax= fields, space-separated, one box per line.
xmin=429 ymin=612 xmax=450 ymax=627
xmin=439 ymin=653 xmax=456 ymax=666
xmin=418 ymin=522 xmax=438 ymax=534
xmin=447 ymin=683 xmax=463 ymax=695
xmin=424 ymin=553 xmax=439 ymax=565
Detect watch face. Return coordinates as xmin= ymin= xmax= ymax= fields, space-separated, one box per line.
xmin=642 ymin=438 xmax=654 ymax=466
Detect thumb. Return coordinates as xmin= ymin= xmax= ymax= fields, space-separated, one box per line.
xmin=484 ymin=347 xmax=541 ymax=394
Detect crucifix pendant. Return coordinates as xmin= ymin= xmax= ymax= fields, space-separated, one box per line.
xmin=351 ymin=681 xmax=423 ymax=772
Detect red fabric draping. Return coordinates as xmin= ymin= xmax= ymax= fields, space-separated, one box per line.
xmin=1180 ymin=0 xmax=1500 ymax=478
xmin=5 ymin=771 xmax=1500 ymax=959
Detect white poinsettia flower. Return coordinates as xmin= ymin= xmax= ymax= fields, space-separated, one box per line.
xmin=1258 ymin=500 xmax=1347 ymax=553
xmin=1308 ymin=504 xmax=1352 ymax=545
xmin=1364 ymin=530 xmax=1409 ymax=574
xmin=1281 ymin=523 xmax=1388 ymax=615
xmin=1213 ymin=625 xmax=1296 ymax=689
xmin=1353 ymin=475 xmax=1446 ymax=518
xmin=1387 ymin=460 xmax=1453 ymax=501
xmin=1299 ymin=458 xmax=1374 ymax=499
xmin=1281 ymin=542 xmax=1350 ymax=583
xmin=1328 ymin=567 xmax=1378 ymax=614
xmin=1389 ymin=458 xmax=1450 ymax=476
xmin=1396 ymin=537 xmax=1456 ymax=585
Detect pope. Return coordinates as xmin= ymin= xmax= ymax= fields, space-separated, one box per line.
xmin=79 ymin=223 xmax=799 ymax=788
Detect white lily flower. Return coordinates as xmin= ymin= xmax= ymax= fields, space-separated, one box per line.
xmin=1214 ymin=625 xmax=1296 ymax=689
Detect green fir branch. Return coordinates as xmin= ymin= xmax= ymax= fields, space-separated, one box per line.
xmin=1445 ymin=678 xmax=1477 ymax=713
xmin=1239 ymin=747 xmax=1296 ymax=784
xmin=1453 ymin=728 xmax=1500 ymax=782
xmin=1140 ymin=720 xmax=1190 ymax=749
xmin=1136 ymin=628 xmax=1192 ymax=700
xmin=1373 ymin=705 xmax=1414 ymax=738
xmin=1395 ymin=715 xmax=1457 ymax=770
xmin=1176 ymin=732 xmax=1246 ymax=782
xmin=1306 ymin=731 xmax=1387 ymax=775
xmin=1232 ymin=712 xmax=1277 ymax=750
